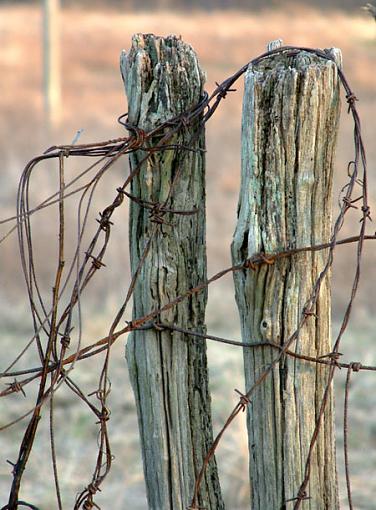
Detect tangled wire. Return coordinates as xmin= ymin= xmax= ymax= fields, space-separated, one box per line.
xmin=0 ymin=45 xmax=373 ymax=510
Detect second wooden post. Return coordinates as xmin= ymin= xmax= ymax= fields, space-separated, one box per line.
xmin=232 ymin=46 xmax=341 ymax=509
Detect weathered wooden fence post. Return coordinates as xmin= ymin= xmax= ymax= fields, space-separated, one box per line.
xmin=42 ymin=0 xmax=62 ymax=129
xmin=232 ymin=43 xmax=341 ymax=509
xmin=121 ymin=34 xmax=224 ymax=510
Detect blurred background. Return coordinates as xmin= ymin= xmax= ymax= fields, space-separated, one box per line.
xmin=1 ymin=0 xmax=376 ymax=508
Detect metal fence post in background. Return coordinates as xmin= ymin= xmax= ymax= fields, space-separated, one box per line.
xmin=121 ymin=34 xmax=224 ymax=510
xmin=232 ymin=42 xmax=341 ymax=509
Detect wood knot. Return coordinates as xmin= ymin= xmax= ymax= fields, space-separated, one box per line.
xmin=260 ymin=316 xmax=272 ymax=340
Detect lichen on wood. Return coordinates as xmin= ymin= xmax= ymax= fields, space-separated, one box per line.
xmin=121 ymin=34 xmax=223 ymax=510
xmin=232 ymin=48 xmax=341 ymax=509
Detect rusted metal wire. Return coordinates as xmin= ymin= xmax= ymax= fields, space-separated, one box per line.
xmin=0 ymin=45 xmax=373 ymax=509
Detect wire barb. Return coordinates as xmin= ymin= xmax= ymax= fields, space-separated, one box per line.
xmin=234 ymin=389 xmax=251 ymax=411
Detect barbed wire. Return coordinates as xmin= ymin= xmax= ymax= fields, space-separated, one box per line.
xmin=0 ymin=45 xmax=373 ymax=510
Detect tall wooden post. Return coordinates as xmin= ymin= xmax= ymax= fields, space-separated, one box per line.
xmin=43 ymin=0 xmax=62 ymax=129
xmin=121 ymin=34 xmax=224 ymax=510
xmin=232 ymin=45 xmax=341 ymax=509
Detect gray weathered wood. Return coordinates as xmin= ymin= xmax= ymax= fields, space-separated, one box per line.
xmin=121 ymin=34 xmax=224 ymax=510
xmin=232 ymin=48 xmax=341 ymax=509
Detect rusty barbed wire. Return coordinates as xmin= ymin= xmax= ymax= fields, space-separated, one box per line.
xmin=0 ymin=45 xmax=374 ymax=509
xmin=2 ymin=233 xmax=376 ymax=392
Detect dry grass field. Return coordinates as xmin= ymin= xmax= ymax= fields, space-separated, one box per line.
xmin=1 ymin=3 xmax=376 ymax=509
